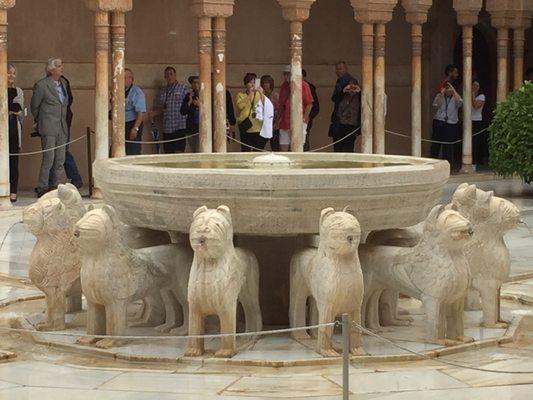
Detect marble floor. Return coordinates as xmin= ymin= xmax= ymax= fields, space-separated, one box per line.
xmin=0 ymin=176 xmax=532 ymax=399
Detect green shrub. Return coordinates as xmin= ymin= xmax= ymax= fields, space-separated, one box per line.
xmin=489 ymin=81 xmax=533 ymax=184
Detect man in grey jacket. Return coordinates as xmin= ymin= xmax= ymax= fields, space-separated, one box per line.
xmin=31 ymin=58 xmax=69 ymax=197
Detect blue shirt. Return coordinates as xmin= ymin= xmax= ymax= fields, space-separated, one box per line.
xmin=125 ymin=84 xmax=146 ymax=122
xmin=54 ymin=80 xmax=66 ymax=104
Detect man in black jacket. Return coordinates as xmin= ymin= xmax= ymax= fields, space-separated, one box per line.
xmin=302 ymin=69 xmax=320 ymax=151
xmin=60 ymin=75 xmax=83 ymax=188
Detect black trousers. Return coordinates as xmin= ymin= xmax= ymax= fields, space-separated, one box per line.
xmin=125 ymin=120 xmax=144 ymax=156
xmin=240 ymin=131 xmax=267 ymax=152
xmin=268 ymin=129 xmax=280 ymax=152
xmin=472 ymin=120 xmax=489 ymax=166
xmin=163 ymin=129 xmax=188 ymax=154
xmin=333 ymin=124 xmax=358 ymax=153
xmin=8 ymin=117 xmax=18 ymax=194
xmin=430 ymin=120 xmax=461 ymax=169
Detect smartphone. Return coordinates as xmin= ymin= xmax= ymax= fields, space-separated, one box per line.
xmin=254 ymin=78 xmax=261 ymax=90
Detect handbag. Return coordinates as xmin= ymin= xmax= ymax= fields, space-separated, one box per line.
xmin=238 ymin=92 xmax=256 ymax=133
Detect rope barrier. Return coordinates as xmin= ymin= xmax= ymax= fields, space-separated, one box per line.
xmin=226 ymin=127 xmax=361 ymax=153
xmin=310 ymin=127 xmax=360 ymax=152
xmin=353 ymin=321 xmax=533 ymax=374
xmin=125 ymin=132 xmax=199 ymax=145
xmin=386 ymin=126 xmax=490 ymax=145
xmin=10 ymin=135 xmax=89 ymax=156
xmin=0 ymin=322 xmax=338 ymax=341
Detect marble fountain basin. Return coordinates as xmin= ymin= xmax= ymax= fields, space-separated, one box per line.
xmin=94 ymin=152 xmax=449 ymax=236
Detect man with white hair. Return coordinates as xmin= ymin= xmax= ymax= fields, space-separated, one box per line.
xmin=30 ymin=58 xmax=70 ymax=197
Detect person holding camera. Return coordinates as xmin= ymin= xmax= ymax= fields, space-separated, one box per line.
xmin=235 ymin=73 xmax=266 ymax=152
xmin=180 ymin=75 xmax=200 ymax=152
xmin=431 ymin=81 xmax=463 ymax=170
xmin=151 ymin=66 xmax=190 ymax=153
xmin=331 ymin=78 xmax=361 ymax=152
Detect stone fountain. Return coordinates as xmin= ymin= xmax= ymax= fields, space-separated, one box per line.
xmin=94 ymin=152 xmax=449 ymax=325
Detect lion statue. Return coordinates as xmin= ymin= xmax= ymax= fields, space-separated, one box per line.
xmin=73 ymin=205 xmax=192 ymax=348
xmin=360 ymin=205 xmax=474 ymax=345
xmin=23 ymin=183 xmax=86 ymax=331
xmin=450 ymin=183 xmax=520 ymax=327
xmin=185 ymin=205 xmax=262 ymax=358
xmin=289 ymin=207 xmax=365 ymax=357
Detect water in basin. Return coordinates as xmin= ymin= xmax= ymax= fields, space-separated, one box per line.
xmin=134 ymin=159 xmax=411 ymax=170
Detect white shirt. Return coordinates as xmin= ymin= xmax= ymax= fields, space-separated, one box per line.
xmin=472 ymin=94 xmax=485 ymax=121
xmin=256 ymin=96 xmax=274 ymax=139
xmin=433 ymin=94 xmax=463 ymax=124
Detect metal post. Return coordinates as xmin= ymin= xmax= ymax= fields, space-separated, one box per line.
xmin=342 ymin=313 xmax=350 ymax=400
xmin=86 ymin=127 xmax=93 ymax=198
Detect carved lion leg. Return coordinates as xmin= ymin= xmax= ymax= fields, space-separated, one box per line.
xmin=448 ymin=297 xmax=474 ymax=343
xmin=423 ymin=296 xmax=446 ymax=345
xmin=465 ymin=288 xmax=482 ymax=311
xmin=478 ymin=279 xmax=508 ymax=328
xmin=37 ymin=288 xmax=66 ymax=331
xmin=185 ymin=307 xmax=205 ymax=357
xmin=155 ymin=288 xmax=181 ymax=333
xmin=366 ymin=289 xmax=383 ymax=331
xmin=289 ymin=275 xmax=311 ymax=340
xmin=77 ymin=299 xmax=105 ymax=346
xmin=239 ymin=280 xmax=262 ymax=334
xmin=95 ymin=300 xmax=128 ymax=349
xmin=215 ymin=304 xmax=237 ymax=358
xmin=130 ymin=292 xmax=165 ymax=328
xmin=379 ymin=290 xmax=412 ymax=326
xmin=350 ymin=309 xmax=366 ymax=356
xmin=317 ymin=305 xmax=338 ymax=357
xmin=66 ymin=279 xmax=83 ymax=313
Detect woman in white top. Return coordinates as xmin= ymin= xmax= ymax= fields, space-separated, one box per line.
xmin=471 ymin=80 xmax=488 ymax=166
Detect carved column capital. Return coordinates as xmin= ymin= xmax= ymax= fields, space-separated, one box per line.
xmin=86 ymin=0 xmax=132 ymax=12
xmin=0 ymin=1 xmax=15 ymax=10
xmin=452 ymin=0 xmax=482 ymax=26
xmin=401 ymin=0 xmax=432 ymax=25
xmin=507 ymin=0 xmax=533 ymax=30
xmin=190 ymin=0 xmax=234 ymax=18
xmin=277 ymin=0 xmax=316 ymax=22
xmin=350 ymin=0 xmax=398 ymax=24
xmin=486 ymin=0 xmax=514 ymax=28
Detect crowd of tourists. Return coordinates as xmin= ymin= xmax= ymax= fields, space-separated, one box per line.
xmin=6 ymin=57 xmax=533 ymax=201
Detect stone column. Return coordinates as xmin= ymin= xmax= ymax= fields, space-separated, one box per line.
xmin=487 ymin=1 xmax=512 ymax=102
xmin=360 ymin=23 xmax=374 ymax=154
xmin=0 ymin=0 xmax=14 ymax=210
xmin=513 ymin=28 xmax=525 ymax=88
xmin=94 ymin=10 xmax=109 ymax=168
xmin=110 ymin=10 xmax=126 ymax=158
xmin=508 ymin=1 xmax=532 ymax=89
xmin=402 ymin=0 xmax=432 ymax=158
xmin=453 ymin=0 xmax=482 ymax=173
xmin=278 ymin=0 xmax=316 ymax=152
xmin=210 ymin=2 xmax=234 ymax=153
xmin=351 ymin=0 xmax=398 ymax=155
xmin=213 ymin=17 xmax=226 ymax=153
xmin=197 ymin=16 xmax=213 ymax=153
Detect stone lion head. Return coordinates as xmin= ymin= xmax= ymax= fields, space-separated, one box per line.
xmin=189 ymin=205 xmax=233 ymax=258
xmin=319 ymin=207 xmax=361 ymax=256
xmin=73 ymin=205 xmax=117 ymax=250
xmin=424 ymin=205 xmax=473 ymax=247
xmin=23 ymin=184 xmax=84 ymax=236
xmin=451 ymin=183 xmax=520 ymax=232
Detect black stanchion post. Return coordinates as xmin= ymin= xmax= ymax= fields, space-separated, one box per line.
xmin=342 ymin=313 xmax=350 ymax=400
xmin=86 ymin=127 xmax=93 ymax=198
